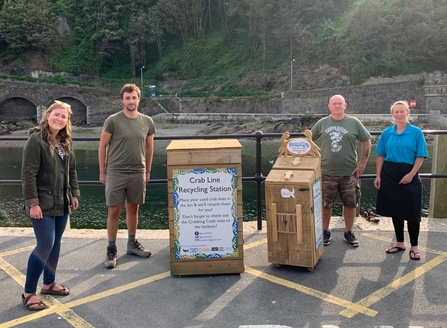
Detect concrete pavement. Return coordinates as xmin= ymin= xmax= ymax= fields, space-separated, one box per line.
xmin=1 ymin=217 xmax=447 ymax=328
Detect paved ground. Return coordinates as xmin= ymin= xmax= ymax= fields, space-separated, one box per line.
xmin=1 ymin=217 xmax=447 ymax=328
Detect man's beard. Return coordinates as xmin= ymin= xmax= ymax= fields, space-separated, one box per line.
xmin=125 ymin=104 xmax=137 ymax=111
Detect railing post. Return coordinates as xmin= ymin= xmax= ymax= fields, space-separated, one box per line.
xmin=429 ymin=134 xmax=447 ymax=218
xmin=254 ymin=131 xmax=264 ymax=230
xmin=356 ymin=141 xmax=362 ymax=217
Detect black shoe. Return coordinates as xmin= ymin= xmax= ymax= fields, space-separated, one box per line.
xmin=344 ymin=231 xmax=359 ymax=247
xmin=104 ymin=246 xmax=117 ymax=269
xmin=323 ymin=230 xmax=332 ymax=246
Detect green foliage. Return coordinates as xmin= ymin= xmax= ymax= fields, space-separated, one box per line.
xmin=0 ymin=74 xmax=80 ymax=85
xmin=3 ymin=0 xmax=447 ymax=93
xmin=0 ymin=0 xmax=59 ymax=54
xmin=101 ymin=59 xmax=132 ymax=79
xmin=0 ymin=0 xmax=28 ymax=52
xmin=47 ymin=42 xmax=99 ymax=75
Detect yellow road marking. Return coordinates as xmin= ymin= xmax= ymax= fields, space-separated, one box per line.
xmin=362 ymin=232 xmax=447 ymax=257
xmin=0 ymin=252 xmax=170 ymax=328
xmin=0 ymin=257 xmax=25 ymax=286
xmin=340 ymin=255 xmax=446 ymax=318
xmin=0 ymin=306 xmax=95 ymax=328
xmin=1 ymin=234 xmax=445 ymax=326
xmin=0 ymin=245 xmax=35 ymax=257
xmin=63 ymin=271 xmax=171 ymax=308
xmin=245 ymin=266 xmax=378 ymax=317
xmin=243 ymin=238 xmax=267 ymax=250
xmin=0 ymin=254 xmax=95 ymax=328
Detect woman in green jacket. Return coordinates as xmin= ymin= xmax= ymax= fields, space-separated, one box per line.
xmin=21 ymin=101 xmax=80 ymax=311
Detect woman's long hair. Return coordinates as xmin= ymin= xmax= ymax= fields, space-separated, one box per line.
xmin=38 ymin=101 xmax=73 ymax=156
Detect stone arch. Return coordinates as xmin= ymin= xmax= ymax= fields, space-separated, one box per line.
xmin=0 ymin=96 xmax=37 ymax=123
xmin=48 ymin=97 xmax=87 ymax=126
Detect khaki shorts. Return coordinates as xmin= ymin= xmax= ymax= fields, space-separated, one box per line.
xmin=321 ymin=174 xmax=360 ymax=209
xmin=105 ymin=171 xmax=146 ymax=206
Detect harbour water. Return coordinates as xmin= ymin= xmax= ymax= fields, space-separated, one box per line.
xmin=0 ymin=145 xmax=431 ymax=229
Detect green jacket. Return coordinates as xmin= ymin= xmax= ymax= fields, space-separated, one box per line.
xmin=21 ymin=130 xmax=80 ymax=216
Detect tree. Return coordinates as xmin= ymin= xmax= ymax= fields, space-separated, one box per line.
xmin=23 ymin=0 xmax=60 ymax=52
xmin=146 ymin=5 xmax=164 ymax=58
xmin=0 ymin=0 xmax=59 ymax=54
xmin=157 ymin=0 xmax=205 ymax=42
xmin=0 ymin=0 xmax=28 ymax=52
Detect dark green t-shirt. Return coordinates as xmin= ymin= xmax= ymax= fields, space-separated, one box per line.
xmin=311 ymin=115 xmax=371 ymax=176
xmin=103 ymin=111 xmax=156 ymax=172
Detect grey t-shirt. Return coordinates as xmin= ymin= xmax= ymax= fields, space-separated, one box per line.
xmin=311 ymin=115 xmax=371 ymax=176
xmin=103 ymin=111 xmax=156 ymax=172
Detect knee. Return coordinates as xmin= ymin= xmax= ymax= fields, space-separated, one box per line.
xmin=126 ymin=203 xmax=139 ymax=214
xmin=34 ymin=241 xmax=54 ymax=256
xmin=108 ymin=206 xmax=122 ymax=219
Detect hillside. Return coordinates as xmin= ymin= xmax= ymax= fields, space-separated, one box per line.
xmin=3 ymin=0 xmax=447 ymax=92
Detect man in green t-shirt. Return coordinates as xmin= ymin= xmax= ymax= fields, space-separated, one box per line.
xmin=98 ymin=83 xmax=156 ymax=269
xmin=311 ymin=95 xmax=371 ymax=247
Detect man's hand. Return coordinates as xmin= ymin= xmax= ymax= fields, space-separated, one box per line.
xmin=352 ymin=162 xmax=366 ymax=178
xmin=99 ymin=172 xmax=106 ymax=185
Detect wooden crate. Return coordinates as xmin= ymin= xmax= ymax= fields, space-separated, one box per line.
xmin=166 ymin=139 xmax=244 ymax=276
xmin=265 ymin=168 xmax=324 ymax=271
xmin=272 ymin=156 xmax=321 ymax=178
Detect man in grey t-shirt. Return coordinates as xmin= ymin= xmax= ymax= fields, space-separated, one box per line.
xmin=311 ymin=95 xmax=371 ymax=247
xmin=98 ymin=83 xmax=156 ymax=269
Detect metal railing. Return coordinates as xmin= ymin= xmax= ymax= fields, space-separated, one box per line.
xmin=2 ymin=129 xmax=447 ymax=230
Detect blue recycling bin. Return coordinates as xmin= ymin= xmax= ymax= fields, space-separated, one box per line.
xmin=149 ymin=85 xmax=156 ymax=97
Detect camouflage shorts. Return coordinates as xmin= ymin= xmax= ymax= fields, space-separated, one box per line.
xmin=321 ymin=174 xmax=360 ymax=209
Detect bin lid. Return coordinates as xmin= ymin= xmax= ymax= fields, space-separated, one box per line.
xmin=272 ymin=157 xmax=320 ymax=171
xmin=265 ymin=169 xmax=314 ymax=184
xmin=166 ymin=139 xmax=241 ymax=151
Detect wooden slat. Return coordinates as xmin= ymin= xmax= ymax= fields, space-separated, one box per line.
xmin=272 ymin=203 xmax=277 ymax=242
xmin=167 ymin=149 xmax=242 ymax=165
xmin=296 ymin=204 xmax=303 ymax=245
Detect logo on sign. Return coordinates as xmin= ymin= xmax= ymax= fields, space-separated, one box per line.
xmin=287 ymin=139 xmax=312 ymax=155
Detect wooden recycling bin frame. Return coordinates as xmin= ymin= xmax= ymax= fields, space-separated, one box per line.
xmin=166 ymin=139 xmax=244 ymax=276
xmin=265 ymin=130 xmax=324 ymax=271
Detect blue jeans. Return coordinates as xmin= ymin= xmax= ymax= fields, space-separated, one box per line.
xmin=24 ymin=211 xmax=69 ymax=294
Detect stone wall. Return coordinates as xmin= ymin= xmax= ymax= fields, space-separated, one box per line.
xmin=0 ymin=80 xmax=167 ymax=125
xmin=175 ymin=80 xmax=425 ymax=116
xmin=1 ymin=74 xmax=446 ymax=126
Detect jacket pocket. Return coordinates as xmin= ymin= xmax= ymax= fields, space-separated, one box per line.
xmin=38 ymin=187 xmax=54 ymax=210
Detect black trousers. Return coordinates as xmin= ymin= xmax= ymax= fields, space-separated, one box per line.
xmin=392 ymin=218 xmax=420 ymax=246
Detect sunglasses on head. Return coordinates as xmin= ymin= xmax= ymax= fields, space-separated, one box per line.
xmin=53 ymin=100 xmax=71 ymax=108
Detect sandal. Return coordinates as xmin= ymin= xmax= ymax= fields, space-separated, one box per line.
xmin=22 ymin=293 xmax=45 ymax=311
xmin=386 ymin=246 xmax=406 ymax=253
xmin=409 ymin=250 xmax=421 ymax=261
xmin=41 ymin=283 xmax=70 ymax=295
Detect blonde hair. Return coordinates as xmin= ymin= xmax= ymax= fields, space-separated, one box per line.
xmin=390 ymin=100 xmax=410 ymax=122
xmin=38 ymin=101 xmax=73 ymax=155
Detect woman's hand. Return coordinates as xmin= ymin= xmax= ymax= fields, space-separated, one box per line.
xmin=30 ymin=205 xmax=43 ymax=219
xmin=373 ymin=176 xmax=381 ymax=190
xmin=71 ymin=197 xmax=79 ymax=211
xmin=399 ymin=172 xmax=414 ymax=184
